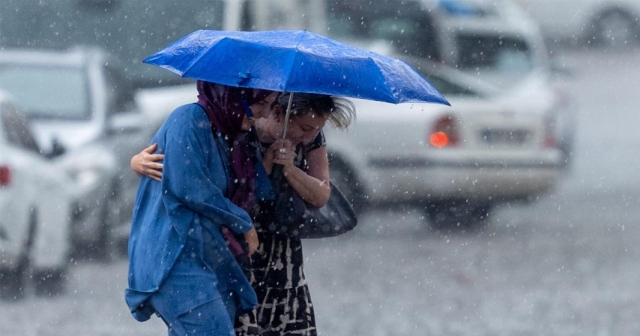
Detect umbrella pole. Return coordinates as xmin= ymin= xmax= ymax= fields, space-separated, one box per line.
xmin=281 ymin=93 xmax=295 ymax=139
xmin=271 ymin=92 xmax=295 ymax=191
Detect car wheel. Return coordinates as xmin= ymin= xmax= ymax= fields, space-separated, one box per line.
xmin=93 ymin=184 xmax=122 ymax=262
xmin=0 ymin=210 xmax=37 ymax=301
xmin=0 ymin=255 xmax=29 ymax=301
xmin=33 ymin=268 xmax=67 ymax=297
xmin=424 ymin=201 xmax=492 ymax=231
xmin=590 ymin=9 xmax=638 ymax=47
xmin=329 ymin=156 xmax=366 ymax=214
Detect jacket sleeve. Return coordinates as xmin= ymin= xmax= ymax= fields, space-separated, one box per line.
xmin=160 ymin=109 xmax=253 ymax=234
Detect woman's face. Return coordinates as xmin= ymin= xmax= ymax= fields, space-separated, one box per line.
xmin=250 ymin=92 xmax=279 ymax=119
xmin=270 ymin=107 xmax=328 ymax=145
xmin=240 ymin=92 xmax=280 ymax=131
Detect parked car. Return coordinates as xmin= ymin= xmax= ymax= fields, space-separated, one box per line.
xmin=0 ymin=47 xmax=155 ymax=259
xmin=323 ymin=53 xmax=565 ymax=229
xmin=512 ymin=0 xmax=640 ymax=47
xmin=0 ymin=92 xmax=74 ymax=299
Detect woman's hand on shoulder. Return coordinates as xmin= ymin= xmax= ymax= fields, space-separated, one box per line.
xmin=131 ymin=143 xmax=164 ymax=182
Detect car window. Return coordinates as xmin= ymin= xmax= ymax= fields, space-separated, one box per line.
xmin=411 ymin=66 xmax=484 ymax=97
xmin=326 ymin=0 xmax=440 ymax=60
xmin=399 ymin=55 xmax=486 ymax=97
xmin=0 ymin=103 xmax=41 ymax=153
xmin=103 ymin=63 xmax=136 ymax=114
xmin=421 ymin=75 xmax=482 ymax=97
xmin=456 ymin=34 xmax=533 ymax=73
xmin=0 ymin=66 xmax=90 ymax=120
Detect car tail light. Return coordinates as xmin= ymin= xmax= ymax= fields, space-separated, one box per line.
xmin=429 ymin=115 xmax=459 ymax=148
xmin=0 ymin=165 xmax=10 ymax=186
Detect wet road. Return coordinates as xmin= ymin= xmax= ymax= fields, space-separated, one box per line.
xmin=2 ymin=47 xmax=640 ymax=336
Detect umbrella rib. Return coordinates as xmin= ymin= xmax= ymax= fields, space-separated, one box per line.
xmin=282 ymin=30 xmax=308 ymax=92
xmin=181 ymin=32 xmax=224 ymax=80
xmin=367 ymin=56 xmax=396 ymax=103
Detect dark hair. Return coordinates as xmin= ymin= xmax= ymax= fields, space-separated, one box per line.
xmin=274 ymin=93 xmax=356 ymax=130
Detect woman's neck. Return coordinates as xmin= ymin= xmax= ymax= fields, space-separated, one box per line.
xmin=255 ymin=119 xmax=278 ymax=143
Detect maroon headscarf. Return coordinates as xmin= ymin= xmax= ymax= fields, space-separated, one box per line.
xmin=196 ymin=80 xmax=274 ymax=212
xmin=196 ymin=81 xmax=274 ymax=257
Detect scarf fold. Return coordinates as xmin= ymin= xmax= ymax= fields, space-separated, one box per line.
xmin=196 ymin=80 xmax=274 ymax=257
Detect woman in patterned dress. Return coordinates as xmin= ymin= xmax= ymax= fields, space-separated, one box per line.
xmin=131 ymin=93 xmax=355 ymax=335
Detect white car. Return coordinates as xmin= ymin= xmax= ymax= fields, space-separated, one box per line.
xmin=0 ymin=92 xmax=74 ymax=299
xmin=324 ymin=55 xmax=565 ymax=229
xmin=0 ymin=47 xmax=154 ymax=260
xmin=137 ymin=57 xmax=567 ymax=230
xmin=512 ymin=0 xmax=640 ymax=46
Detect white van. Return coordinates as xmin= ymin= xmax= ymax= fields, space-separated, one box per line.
xmin=326 ymin=0 xmax=550 ymax=87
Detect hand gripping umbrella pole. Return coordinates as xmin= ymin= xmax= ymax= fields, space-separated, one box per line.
xmin=271 ymin=93 xmax=295 ymax=191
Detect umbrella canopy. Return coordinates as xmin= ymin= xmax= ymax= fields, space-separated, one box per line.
xmin=143 ymin=29 xmax=449 ymax=106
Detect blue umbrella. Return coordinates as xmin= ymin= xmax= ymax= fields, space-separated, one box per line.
xmin=143 ymin=29 xmax=449 ymax=106
xmin=144 ymin=29 xmax=451 ymax=200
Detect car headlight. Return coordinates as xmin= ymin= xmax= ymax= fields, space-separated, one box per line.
xmin=55 ymin=145 xmax=117 ymax=190
xmin=67 ymin=168 xmax=101 ymax=188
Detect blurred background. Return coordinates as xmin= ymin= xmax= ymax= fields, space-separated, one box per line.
xmin=1 ymin=0 xmax=639 ymax=335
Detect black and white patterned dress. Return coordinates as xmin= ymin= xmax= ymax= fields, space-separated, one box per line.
xmin=235 ymin=132 xmax=325 ymax=336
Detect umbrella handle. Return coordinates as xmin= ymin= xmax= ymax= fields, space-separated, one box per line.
xmin=271 ymin=164 xmax=285 ymax=193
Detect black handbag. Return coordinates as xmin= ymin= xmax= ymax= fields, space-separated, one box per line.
xmin=255 ymin=169 xmax=358 ymax=239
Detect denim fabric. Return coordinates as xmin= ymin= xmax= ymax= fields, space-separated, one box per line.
xmin=126 ymin=104 xmax=257 ymax=321
xmin=157 ymin=236 xmax=220 ymax=316
xmin=151 ymin=289 xmax=237 ymax=336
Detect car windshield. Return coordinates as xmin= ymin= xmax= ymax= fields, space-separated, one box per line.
xmin=419 ymin=74 xmax=483 ymax=97
xmin=0 ymin=66 xmax=90 ymax=120
xmin=326 ymin=1 xmax=441 ymax=59
xmin=400 ymin=56 xmax=489 ymax=98
xmin=457 ymin=34 xmax=536 ymax=88
xmin=456 ymin=33 xmax=535 ymax=85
